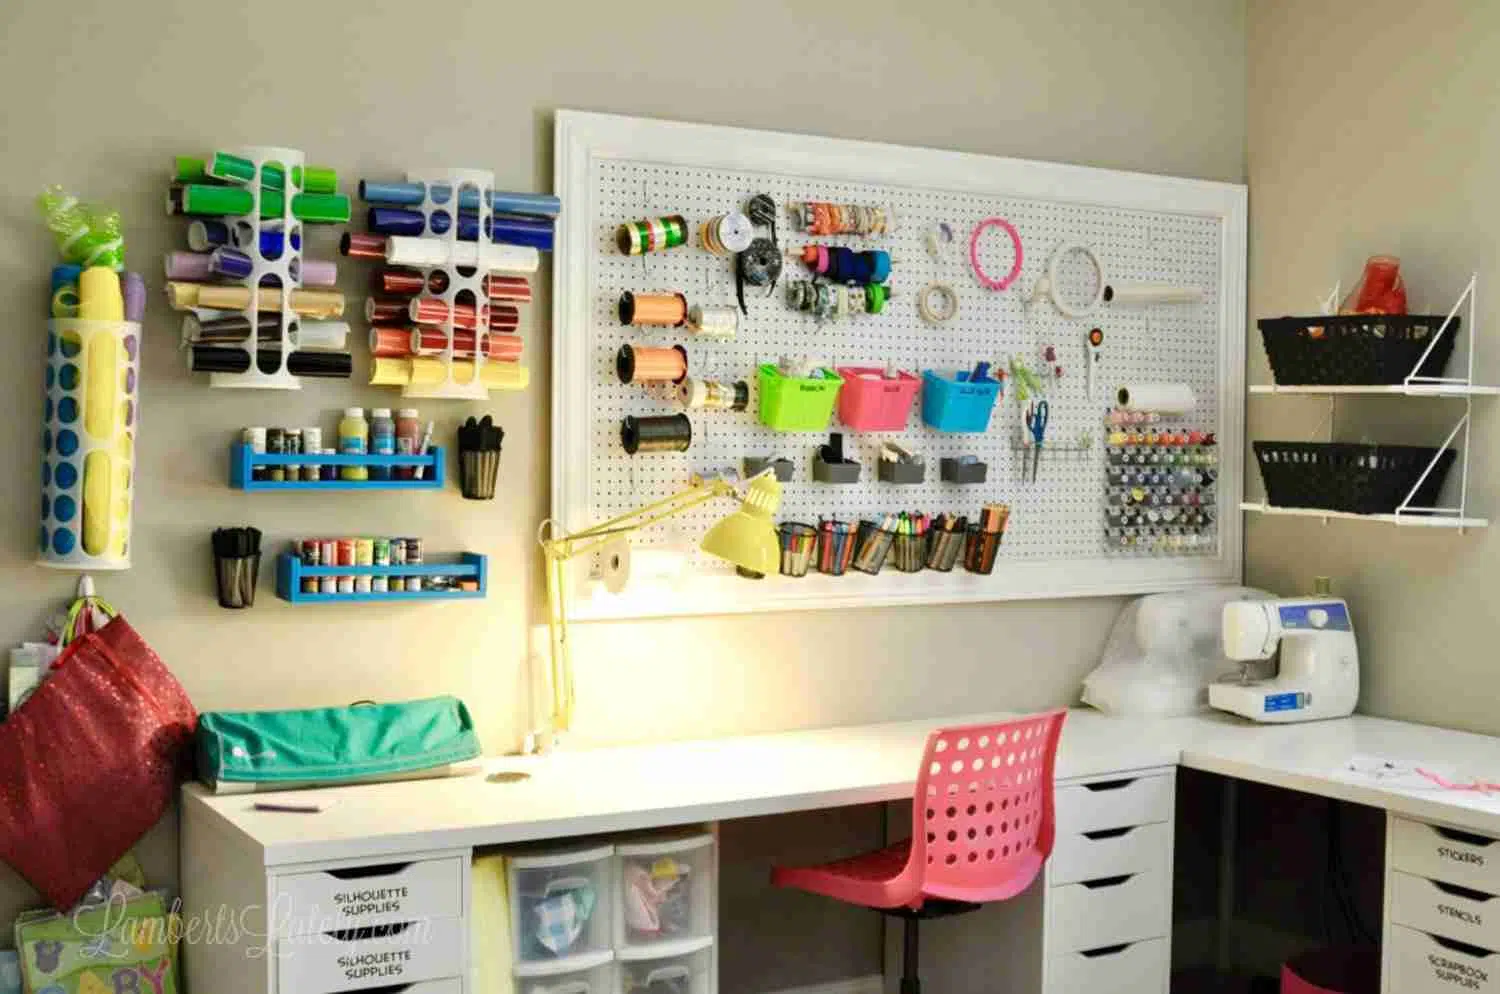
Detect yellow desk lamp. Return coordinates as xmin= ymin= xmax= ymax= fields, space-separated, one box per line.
xmin=538 ymin=470 xmax=782 ymax=735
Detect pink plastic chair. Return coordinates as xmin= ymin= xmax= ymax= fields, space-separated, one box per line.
xmin=772 ymin=710 xmax=1067 ymax=994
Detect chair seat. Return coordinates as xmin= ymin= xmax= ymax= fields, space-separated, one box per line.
xmin=771 ymin=839 xmax=920 ymax=909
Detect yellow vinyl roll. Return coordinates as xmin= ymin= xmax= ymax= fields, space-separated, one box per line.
xmin=83 ymin=323 xmax=123 ymax=558
xmin=469 ymin=855 xmax=516 ymax=994
xmin=82 ymin=450 xmax=113 ymax=557
xmin=369 ymin=357 xmax=529 ymax=390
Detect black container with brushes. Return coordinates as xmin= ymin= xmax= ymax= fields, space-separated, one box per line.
xmin=458 ymin=415 xmax=504 ymax=500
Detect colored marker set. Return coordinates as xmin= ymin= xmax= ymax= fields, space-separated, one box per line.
xmin=166 ymin=146 xmax=351 ymax=388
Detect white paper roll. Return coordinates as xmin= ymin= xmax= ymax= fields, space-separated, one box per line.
xmin=599 ymin=537 xmax=631 ymax=594
xmin=1116 ymin=382 xmax=1197 ymax=414
xmin=291 ymin=321 xmax=349 ymax=350
xmin=1104 ymin=284 xmax=1203 ymax=306
xmin=384 ymin=236 xmax=540 ymax=274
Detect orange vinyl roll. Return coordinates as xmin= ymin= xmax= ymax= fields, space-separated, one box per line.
xmin=369 ymin=325 xmax=414 ymax=358
xmin=377 ymin=267 xmax=449 ymax=296
xmin=412 ymin=327 xmax=523 ymax=361
xmin=616 ymin=343 xmax=687 ymax=384
xmin=484 ymin=275 xmax=532 ymax=303
xmin=408 ymin=297 xmax=522 ymax=332
xmin=618 ymin=291 xmax=688 ymax=327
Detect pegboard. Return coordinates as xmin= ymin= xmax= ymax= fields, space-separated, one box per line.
xmin=554 ymin=111 xmax=1245 ymax=620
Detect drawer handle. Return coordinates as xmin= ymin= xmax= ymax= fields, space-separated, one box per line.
xmin=1079 ymin=943 xmax=1133 ymax=958
xmin=1431 ymin=879 xmax=1496 ymax=903
xmin=1082 ymin=827 xmax=1135 ymax=841
xmin=1434 ymin=826 xmax=1498 ymax=848
xmin=1430 ymin=933 xmax=1496 ymax=959
xmin=1082 ymin=778 xmax=1138 ymax=793
xmin=325 ymin=863 xmax=414 ymax=880
xmin=325 ymin=922 xmax=418 ymax=942
xmin=1080 ymin=874 xmax=1134 ymax=890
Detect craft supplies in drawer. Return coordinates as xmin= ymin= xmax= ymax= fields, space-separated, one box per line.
xmin=276 ymin=916 xmax=465 ymax=994
xmin=1051 ymin=823 xmax=1170 ymax=887
xmin=835 ymin=367 xmax=919 ymax=431
xmin=616 ymin=943 xmax=712 ymax=994
xmin=1047 ymin=872 xmax=1170 ymax=953
xmin=1386 ymin=924 xmax=1500 ymax=994
xmin=510 ymin=845 xmax=615 ymax=963
xmin=515 ymin=949 xmax=615 ymax=994
xmin=1055 ymin=774 xmax=1173 ymax=835
xmin=1391 ymin=871 xmax=1500 ymax=952
xmin=757 ymin=363 xmax=842 ymax=432
xmin=920 ymin=369 xmax=1001 ymax=433
xmin=1392 ymin=818 xmax=1500 ymax=893
xmin=615 ymin=834 xmax=714 ymax=950
xmin=1047 ymin=937 xmax=1168 ymax=994
xmin=274 ymin=857 xmax=464 ymax=936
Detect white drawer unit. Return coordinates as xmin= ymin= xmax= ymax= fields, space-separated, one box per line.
xmin=1051 ymin=823 xmax=1170 ymax=887
xmin=510 ymin=844 xmax=616 ymax=965
xmin=274 ymin=858 xmax=465 ymax=936
xmin=514 ymin=950 xmax=616 ymax=994
xmin=614 ymin=834 xmax=715 ymax=953
xmin=615 ymin=942 xmax=713 ymax=994
xmin=276 ymin=916 xmax=466 ymax=994
xmin=1386 ymin=924 xmax=1500 ymax=994
xmin=1055 ymin=774 xmax=1174 ymax=835
xmin=1393 ymin=818 xmax=1500 ymax=893
xmin=1047 ymin=872 xmax=1171 ymax=953
xmin=1047 ymin=938 xmax=1170 ymax=994
xmin=1392 ymin=871 xmax=1500 ymax=953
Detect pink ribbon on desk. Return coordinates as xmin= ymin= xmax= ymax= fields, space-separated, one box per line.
xmin=1418 ymin=768 xmax=1500 ymax=795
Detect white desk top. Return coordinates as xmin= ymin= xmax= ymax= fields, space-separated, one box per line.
xmin=183 ymin=709 xmax=1500 ymax=868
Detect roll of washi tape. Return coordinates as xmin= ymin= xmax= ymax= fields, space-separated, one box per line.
xmin=291 ymin=321 xmax=350 ymax=350
xmin=163 ymin=251 xmax=212 ymax=281
xmin=616 ymin=344 xmax=688 ymax=384
xmin=484 ymin=274 xmax=531 ymax=302
xmin=341 ymin=232 xmax=388 ymax=259
xmin=621 ymin=414 xmax=692 ymax=454
xmin=412 ymin=327 xmax=523 ymax=361
xmin=678 ymin=378 xmax=750 ymax=411
xmin=615 ymin=214 xmax=688 ymax=255
xmin=165 ymin=283 xmax=345 ymax=318
xmin=686 ymin=305 xmax=737 ymax=340
xmin=917 ymin=282 xmax=958 ymax=323
xmin=383 ymin=235 xmax=539 ymax=273
xmin=865 ymin=283 xmax=888 ymax=314
xmin=969 ymin=217 xmax=1024 ymax=291
xmin=366 ymin=297 xmax=410 ymax=324
xmin=618 ymin=291 xmax=688 ymax=327
xmin=369 ymin=326 xmax=414 ymax=358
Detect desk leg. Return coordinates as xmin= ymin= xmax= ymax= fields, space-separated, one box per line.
xmin=1216 ymin=777 xmax=1238 ymax=973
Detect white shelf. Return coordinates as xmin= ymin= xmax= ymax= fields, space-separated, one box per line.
xmin=1250 ymin=383 xmax=1500 ymax=397
xmin=1239 ymin=502 xmax=1488 ymax=529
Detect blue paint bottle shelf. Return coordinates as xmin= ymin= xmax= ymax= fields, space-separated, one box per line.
xmin=230 ymin=444 xmax=446 ymax=491
xmin=276 ymin=552 xmax=487 ymax=604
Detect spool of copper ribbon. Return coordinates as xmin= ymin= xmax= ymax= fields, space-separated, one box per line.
xmin=621 ymin=414 xmax=692 ymax=454
xmin=616 ymin=215 xmax=688 ymax=255
xmin=619 ymin=291 xmax=688 ymax=327
xmin=616 ymin=344 xmax=688 ymax=384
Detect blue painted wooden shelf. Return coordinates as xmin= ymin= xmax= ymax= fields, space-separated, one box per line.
xmin=276 ymin=552 xmax=487 ymax=604
xmin=230 ymin=444 xmax=445 ymax=491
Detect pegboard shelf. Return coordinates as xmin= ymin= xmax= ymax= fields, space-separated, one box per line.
xmin=1250 ymin=384 xmax=1500 ymax=397
xmin=1240 ymin=502 xmax=1488 ymax=529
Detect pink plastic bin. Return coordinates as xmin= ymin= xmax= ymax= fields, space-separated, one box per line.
xmin=1281 ymin=945 xmax=1379 ymax=994
xmin=835 ymin=367 xmax=920 ymax=432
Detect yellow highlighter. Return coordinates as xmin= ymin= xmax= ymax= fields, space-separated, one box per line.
xmin=77 ymin=267 xmax=125 ymax=558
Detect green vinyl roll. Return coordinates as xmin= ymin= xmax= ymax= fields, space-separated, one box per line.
xmin=174 ymin=156 xmax=207 ymax=182
xmin=206 ymin=154 xmax=339 ymax=194
xmin=175 ymin=185 xmax=350 ymax=223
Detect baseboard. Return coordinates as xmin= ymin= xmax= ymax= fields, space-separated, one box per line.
xmin=758 ymin=974 xmax=885 ymax=994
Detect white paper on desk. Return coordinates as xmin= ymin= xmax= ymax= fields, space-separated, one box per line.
xmin=1337 ymin=754 xmax=1497 ymax=793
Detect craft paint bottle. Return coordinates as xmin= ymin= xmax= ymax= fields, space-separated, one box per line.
xmin=299 ymin=540 xmax=321 ymax=594
xmin=266 ymin=428 xmax=286 ymax=482
xmin=372 ymin=538 xmax=391 ymax=593
xmin=303 ymin=428 xmax=322 ymax=482
xmin=285 ymin=429 xmax=303 ymax=483
xmin=355 ymin=538 xmax=374 ymax=593
xmin=320 ymin=448 xmax=338 ymax=481
xmin=405 ymin=537 xmax=423 ymax=591
xmin=369 ymin=408 xmax=395 ymax=481
xmin=335 ymin=538 xmax=356 ymax=593
xmin=395 ymin=408 xmax=421 ymax=480
xmin=244 ymin=427 xmax=268 ymax=482
xmin=339 ymin=408 xmax=369 ymax=481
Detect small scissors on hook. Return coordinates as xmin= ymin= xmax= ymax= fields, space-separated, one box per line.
xmin=1025 ymin=399 xmax=1049 ymax=482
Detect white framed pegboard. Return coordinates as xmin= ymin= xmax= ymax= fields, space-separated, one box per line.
xmin=554 ymin=110 xmax=1246 ymax=620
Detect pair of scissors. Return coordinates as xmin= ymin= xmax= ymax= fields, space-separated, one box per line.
xmin=1025 ymin=400 xmax=1049 ymax=482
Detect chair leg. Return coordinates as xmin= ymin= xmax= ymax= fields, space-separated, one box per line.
xmin=900 ymin=917 xmax=920 ymax=994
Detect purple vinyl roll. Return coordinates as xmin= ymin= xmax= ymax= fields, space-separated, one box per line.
xmin=164 ymin=251 xmax=212 ymax=281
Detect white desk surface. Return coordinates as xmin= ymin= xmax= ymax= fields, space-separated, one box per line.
xmin=184 ymin=709 xmax=1500 ymax=868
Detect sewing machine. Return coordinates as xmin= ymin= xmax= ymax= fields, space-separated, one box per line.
xmin=1209 ymin=596 xmax=1359 ymax=723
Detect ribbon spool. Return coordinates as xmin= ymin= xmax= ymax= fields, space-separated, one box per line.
xmin=790 ymin=201 xmax=890 ymax=236
xmin=618 ymin=291 xmax=688 ymax=327
xmin=678 ymin=378 xmax=749 ymax=411
xmin=616 ymin=344 xmax=688 ymax=384
xmin=621 ymin=414 xmax=692 ymax=454
xmin=736 ymin=238 xmax=782 ymax=315
xmin=699 ymin=212 xmax=754 ymax=257
xmin=616 ymin=215 xmax=688 ymax=255
xmin=686 ymin=305 xmax=738 ymax=340
xmin=798 ymin=246 xmax=891 ymax=286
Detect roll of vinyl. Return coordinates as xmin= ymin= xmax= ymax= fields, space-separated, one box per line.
xmin=369 ymin=325 xmax=414 ymax=358
xmin=164 ymin=282 xmax=345 ymax=318
xmin=187 ymin=346 xmax=351 ymax=378
xmin=291 ymin=321 xmax=350 ymax=350
xmin=616 ymin=344 xmax=687 ymax=384
xmin=412 ymin=327 xmax=523 ymax=361
xmin=618 ymin=291 xmax=688 ymax=327
xmin=686 ymin=305 xmax=737 ymax=340
xmin=621 ymin=414 xmax=692 ymax=454
xmin=182 ymin=312 xmax=282 ymax=344
xmin=1104 ymin=284 xmax=1204 ymax=306
xmin=384 ymin=236 xmax=539 ymax=273
xmin=367 ymin=356 xmax=528 ymax=390
xmin=163 ymin=251 xmax=211 ymax=281
xmin=298 ymin=258 xmax=338 ymax=288
xmin=341 ymin=232 xmax=388 ymax=259
xmin=357 ymin=181 xmax=560 ymax=217
xmin=484 ymin=274 xmax=531 ymax=303
xmin=366 ymin=208 xmax=555 ymax=249
xmin=1115 ymin=382 xmax=1197 ymax=414
xmin=409 ymin=297 xmax=520 ymax=332
xmin=189 ymin=221 xmax=303 ymax=255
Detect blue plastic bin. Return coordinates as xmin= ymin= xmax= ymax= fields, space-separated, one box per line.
xmin=921 ymin=370 xmax=1002 ymax=432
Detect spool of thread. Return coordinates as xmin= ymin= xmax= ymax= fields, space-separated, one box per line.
xmin=412 ymin=327 xmax=523 ymax=361
xmin=686 ymin=305 xmax=737 ymax=340
xmin=621 ymin=414 xmax=692 ymax=454
xmin=616 ymin=215 xmax=688 ymax=255
xmin=618 ymin=291 xmax=688 ymax=327
xmin=384 ymin=236 xmax=539 ymax=273
xmin=677 ymin=378 xmax=749 ymax=411
xmin=616 ymin=344 xmax=688 ymax=384
xmin=698 ymin=212 xmax=754 ymax=256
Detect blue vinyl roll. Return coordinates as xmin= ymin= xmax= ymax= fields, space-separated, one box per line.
xmin=50 ymin=264 xmax=83 ymax=295
xmin=359 ymin=180 xmax=561 ymax=217
xmin=367 ymin=207 xmax=556 ymax=250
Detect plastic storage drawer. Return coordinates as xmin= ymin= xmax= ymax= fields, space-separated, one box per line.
xmin=510 ymin=844 xmax=615 ymax=964
xmin=1051 ymin=823 xmax=1170 ymax=887
xmin=615 ymin=942 xmax=713 ymax=994
xmin=615 ymin=834 xmax=715 ymax=951
xmin=515 ymin=949 xmax=616 ymax=994
xmin=1046 ymin=872 xmax=1170 ymax=954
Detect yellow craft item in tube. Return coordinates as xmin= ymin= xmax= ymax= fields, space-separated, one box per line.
xmin=83 ymin=449 xmax=114 ymax=557
xmin=78 ymin=267 xmax=124 ymax=320
xmin=369 ymin=357 xmax=529 ymax=390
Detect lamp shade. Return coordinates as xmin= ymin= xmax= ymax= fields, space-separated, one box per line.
xmin=701 ymin=473 xmax=782 ymax=576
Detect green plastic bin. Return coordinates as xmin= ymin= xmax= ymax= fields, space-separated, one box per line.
xmin=758 ymin=364 xmax=844 ymax=431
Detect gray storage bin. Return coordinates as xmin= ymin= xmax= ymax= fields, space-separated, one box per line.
xmin=878 ymin=459 xmax=926 ymax=484
xmin=744 ymin=456 xmax=794 ymax=482
xmin=940 ymin=458 xmax=988 ymax=484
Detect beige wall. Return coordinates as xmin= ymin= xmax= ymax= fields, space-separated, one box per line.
xmin=0 ymin=0 xmax=1246 ymax=981
xmin=1246 ymin=0 xmax=1500 ymax=737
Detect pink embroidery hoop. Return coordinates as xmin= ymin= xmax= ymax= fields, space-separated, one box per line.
xmin=969 ymin=217 xmax=1023 ymax=291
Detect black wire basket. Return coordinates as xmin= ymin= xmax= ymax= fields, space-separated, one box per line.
xmin=1252 ymin=442 xmax=1456 ymax=515
xmin=1257 ymin=315 xmax=1459 ymax=385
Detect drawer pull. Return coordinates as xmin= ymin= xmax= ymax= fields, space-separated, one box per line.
xmin=1080 ymin=874 xmax=1134 ymax=890
xmin=1435 ymin=826 xmax=1498 ymax=848
xmin=1430 ymin=933 xmax=1496 ymax=958
xmin=1082 ymin=778 xmax=1137 ymax=793
xmin=325 ymin=922 xmax=418 ymax=942
xmin=1431 ymin=879 xmax=1496 ymax=903
xmin=1079 ymin=943 xmax=1132 ymax=958
xmin=325 ymin=863 xmax=414 ymax=880
xmin=1082 ymin=827 xmax=1135 ymax=841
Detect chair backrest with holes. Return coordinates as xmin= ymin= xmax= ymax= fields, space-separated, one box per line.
xmin=910 ymin=710 xmax=1067 ymax=903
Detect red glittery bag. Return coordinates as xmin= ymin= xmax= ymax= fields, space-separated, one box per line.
xmin=0 ymin=616 xmax=196 ymax=910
